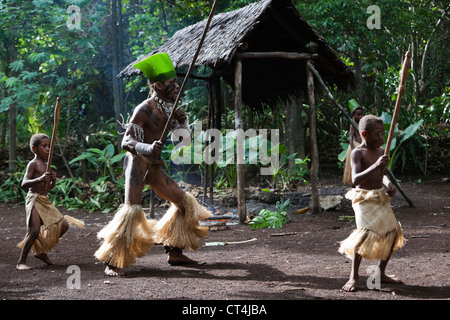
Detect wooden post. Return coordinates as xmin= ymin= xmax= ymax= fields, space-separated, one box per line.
xmin=306 ymin=61 xmax=320 ymax=214
xmin=235 ymin=58 xmax=247 ymax=223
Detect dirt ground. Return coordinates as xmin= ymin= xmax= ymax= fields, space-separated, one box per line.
xmin=0 ymin=175 xmax=448 ymax=306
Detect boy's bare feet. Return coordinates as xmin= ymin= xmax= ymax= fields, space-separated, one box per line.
xmin=34 ymin=253 xmax=54 ymax=265
xmin=342 ymin=278 xmax=358 ymax=292
xmin=104 ymin=265 xmax=124 ymax=277
xmin=16 ymin=263 xmax=32 ymax=271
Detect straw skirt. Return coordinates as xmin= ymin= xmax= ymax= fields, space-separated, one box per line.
xmin=95 ymin=192 xmax=210 ymax=268
xmin=338 ymin=188 xmax=406 ymax=261
xmin=18 ymin=192 xmax=84 ymax=255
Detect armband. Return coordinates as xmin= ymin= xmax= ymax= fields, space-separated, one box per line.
xmin=135 ymin=142 xmax=152 ymax=155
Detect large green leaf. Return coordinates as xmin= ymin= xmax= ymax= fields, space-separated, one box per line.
xmin=399 ymin=119 xmax=424 ymax=144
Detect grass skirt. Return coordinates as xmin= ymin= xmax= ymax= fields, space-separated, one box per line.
xmin=94 ymin=204 xmax=157 ymax=269
xmin=154 ymin=193 xmax=211 ymax=250
xmin=342 ymin=142 xmax=360 ymax=185
xmin=338 ymin=188 xmax=406 ymax=261
xmin=17 ymin=192 xmax=84 ymax=255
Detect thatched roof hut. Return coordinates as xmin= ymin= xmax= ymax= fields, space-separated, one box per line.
xmin=118 ymin=0 xmax=355 ymax=109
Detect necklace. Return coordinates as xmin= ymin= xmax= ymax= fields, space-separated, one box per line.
xmin=153 ymin=96 xmax=172 ymax=116
xmin=152 ymin=95 xmax=180 ymax=131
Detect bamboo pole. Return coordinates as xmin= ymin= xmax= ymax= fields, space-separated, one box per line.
xmin=384 ymin=51 xmax=411 ymax=158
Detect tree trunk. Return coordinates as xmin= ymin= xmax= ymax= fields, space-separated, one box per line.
xmin=306 ymin=61 xmax=320 ymax=214
xmin=353 ymin=49 xmax=364 ymax=105
xmin=9 ymin=102 xmax=16 ymax=172
xmin=234 ymin=59 xmax=247 ymax=223
xmin=110 ymin=0 xmax=124 ymax=152
xmin=8 ymin=35 xmax=17 ymax=172
xmin=284 ymin=94 xmax=305 ymax=171
xmin=411 ymin=34 xmax=420 ymax=108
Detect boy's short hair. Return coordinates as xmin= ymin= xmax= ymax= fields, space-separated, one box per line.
xmin=30 ymin=133 xmax=49 ymax=153
xmin=359 ymin=115 xmax=383 ymax=135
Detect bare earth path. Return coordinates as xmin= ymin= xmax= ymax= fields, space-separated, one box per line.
xmin=1 ymin=176 xmax=448 ymax=314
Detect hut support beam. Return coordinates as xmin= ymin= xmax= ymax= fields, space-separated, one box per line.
xmin=235 ymin=58 xmax=247 ymax=223
xmin=233 ymin=52 xmax=320 ymax=220
xmin=306 ymin=60 xmax=320 ymax=214
xmin=236 ymin=52 xmax=317 ymax=60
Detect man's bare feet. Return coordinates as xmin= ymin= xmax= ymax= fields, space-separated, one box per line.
xmin=34 ymin=253 xmax=54 ymax=265
xmin=342 ymin=278 xmax=358 ymax=292
xmin=167 ymin=248 xmax=198 ymax=266
xmin=104 ymin=265 xmax=124 ymax=277
xmin=16 ymin=263 xmax=32 ymax=271
xmin=381 ymin=274 xmax=402 ymax=284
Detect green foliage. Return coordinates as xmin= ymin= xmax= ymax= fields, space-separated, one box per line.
xmin=49 ymin=177 xmax=84 ymax=210
xmin=249 ymin=198 xmax=291 ymax=229
xmin=380 ymin=112 xmax=425 ymax=173
xmin=68 ymin=144 xmax=126 ymax=212
xmin=69 ymin=143 xmax=126 ymax=178
xmin=0 ymin=0 xmax=107 ymax=147
xmin=0 ymin=158 xmax=27 ymax=203
xmin=269 ymin=150 xmax=310 ymax=190
xmin=1 ymin=0 xmax=448 ymax=211
xmin=337 ymin=130 xmax=350 ymax=164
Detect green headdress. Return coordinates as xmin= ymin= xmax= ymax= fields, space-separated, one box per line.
xmin=134 ymin=53 xmax=177 ymax=83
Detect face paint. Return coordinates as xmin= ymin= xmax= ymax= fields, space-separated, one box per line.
xmin=163 ymin=82 xmax=177 ymax=98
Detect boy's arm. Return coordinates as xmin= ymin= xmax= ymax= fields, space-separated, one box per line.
xmin=383 ymin=175 xmax=396 ymax=197
xmin=48 ymin=170 xmax=57 ymax=190
xmin=351 ymin=149 xmax=389 ymax=186
xmin=351 ymin=149 xmax=365 ymax=186
xmin=21 ymin=162 xmax=49 ymax=189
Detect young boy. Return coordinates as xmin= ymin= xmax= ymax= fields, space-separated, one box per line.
xmin=16 ymin=133 xmax=84 ymax=270
xmin=343 ymin=106 xmax=363 ymax=186
xmin=339 ymin=115 xmax=406 ymax=292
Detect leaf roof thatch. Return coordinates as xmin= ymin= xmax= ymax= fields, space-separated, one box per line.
xmin=119 ymin=0 xmax=355 ymax=109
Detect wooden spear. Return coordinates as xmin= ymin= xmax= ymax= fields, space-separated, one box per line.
xmin=159 ymin=0 xmax=219 ymax=143
xmin=45 ymin=97 xmax=61 ymax=190
xmin=143 ymin=0 xmax=219 ymax=181
xmin=384 ymin=51 xmax=411 ymax=158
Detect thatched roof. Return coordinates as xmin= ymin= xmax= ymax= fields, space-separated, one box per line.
xmin=119 ymin=0 xmax=355 ymax=109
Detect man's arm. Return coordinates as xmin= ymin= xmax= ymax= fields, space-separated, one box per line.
xmin=121 ymin=105 xmax=163 ymax=158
